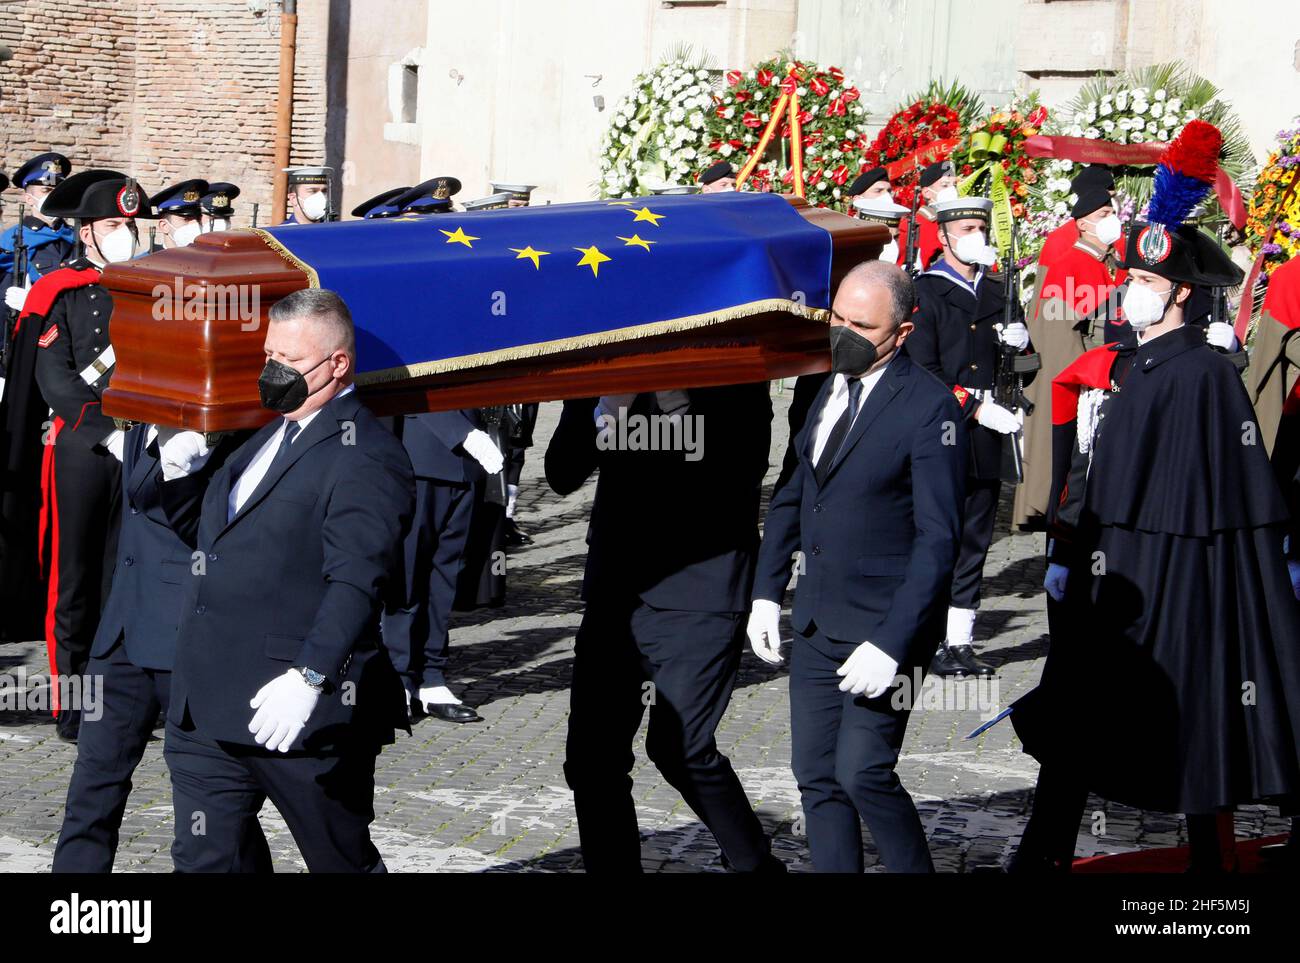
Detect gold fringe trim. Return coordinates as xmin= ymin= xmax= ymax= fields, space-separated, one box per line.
xmin=356 ymin=298 xmax=829 ymax=386
xmin=251 ymin=229 xmax=321 ymax=288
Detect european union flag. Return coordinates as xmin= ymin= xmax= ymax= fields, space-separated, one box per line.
xmin=259 ymin=192 xmax=831 ymax=381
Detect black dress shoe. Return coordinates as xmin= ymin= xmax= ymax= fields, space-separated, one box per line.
xmin=504 ymin=519 xmax=533 ymax=547
xmin=423 ymin=701 xmax=483 ymax=724
xmin=948 ymin=643 xmax=996 ymax=677
xmin=55 ymin=708 xmax=81 ymax=743
xmin=929 ymin=645 xmax=971 ymax=678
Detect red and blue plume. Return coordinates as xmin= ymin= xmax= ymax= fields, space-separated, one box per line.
xmin=1147 ymin=119 xmax=1222 ymax=228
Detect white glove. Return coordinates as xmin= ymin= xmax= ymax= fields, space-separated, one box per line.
xmin=100 ymin=429 xmax=125 ymax=463
xmin=975 ymin=401 xmax=1024 ymax=435
xmin=5 ymin=285 xmax=29 ymax=313
xmin=462 ymin=428 xmax=504 ymax=475
xmin=249 ymin=669 xmax=322 ymax=752
xmin=655 ymin=389 xmax=690 ymax=416
xmin=746 ymin=599 xmax=783 ymax=665
xmin=1206 ymin=320 xmax=1238 ymax=352
xmin=999 ymin=321 xmax=1030 ymax=350
xmin=157 ymin=428 xmax=212 ymax=480
xmin=596 ymin=393 xmax=638 ymax=425
xmin=836 ymin=640 xmax=899 ymax=698
xmin=1044 ymin=562 xmax=1069 ymax=602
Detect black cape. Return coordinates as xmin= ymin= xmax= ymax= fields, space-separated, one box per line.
xmin=1014 ymin=325 xmax=1300 ymax=813
xmin=0 ymin=309 xmax=49 ymax=641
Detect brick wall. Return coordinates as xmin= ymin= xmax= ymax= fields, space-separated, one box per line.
xmin=0 ymin=0 xmax=330 ymax=227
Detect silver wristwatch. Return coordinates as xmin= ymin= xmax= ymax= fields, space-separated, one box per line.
xmin=294 ymin=666 xmax=327 ymax=689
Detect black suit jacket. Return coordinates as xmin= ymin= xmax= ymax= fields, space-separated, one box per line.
xmin=91 ymin=426 xmax=244 ymax=671
xmin=753 ymin=351 xmax=968 ymax=664
xmin=162 ymin=390 xmax=415 ymax=751
xmin=545 ymin=383 xmax=772 ymax=614
xmin=397 ymin=410 xmax=484 ymax=483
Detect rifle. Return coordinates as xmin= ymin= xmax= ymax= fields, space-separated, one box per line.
xmin=252 ymin=202 xmax=260 ymax=229
xmin=3 ymin=205 xmax=28 ymax=376
xmin=994 ymin=217 xmax=1040 ymax=484
xmin=903 ymin=186 xmax=921 ymax=277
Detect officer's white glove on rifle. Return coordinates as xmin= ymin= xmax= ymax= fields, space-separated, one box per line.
xmin=462 ymin=428 xmax=504 ymax=475
xmin=1205 ymin=321 xmax=1238 ymax=351
xmin=746 ymin=599 xmax=782 ymax=664
xmin=837 ymin=640 xmax=898 ymax=699
xmin=975 ymin=401 xmax=1024 ymax=435
xmin=157 ymin=428 xmax=212 ymax=480
xmin=4 ymin=284 xmax=30 ymax=313
xmin=999 ymin=321 xmax=1030 ymax=350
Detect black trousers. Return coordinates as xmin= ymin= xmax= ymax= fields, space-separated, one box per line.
xmin=789 ymin=628 xmax=934 ymax=872
xmin=382 ymin=476 xmax=473 ymax=692
xmin=950 ymin=478 xmax=1001 ymax=610
xmin=564 ymin=598 xmax=774 ymax=872
xmin=52 ymin=641 xmax=271 ymax=873
xmin=1016 ymin=767 xmax=1233 ymax=871
xmin=165 ymin=721 xmax=385 ymax=873
xmin=50 ymin=437 xmax=121 ymax=683
xmin=1013 ymin=764 xmax=1090 ymax=869
xmin=505 ymin=445 xmax=526 ymax=489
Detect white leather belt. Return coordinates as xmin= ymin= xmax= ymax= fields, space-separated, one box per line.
xmin=79 ymin=345 xmax=115 ymax=386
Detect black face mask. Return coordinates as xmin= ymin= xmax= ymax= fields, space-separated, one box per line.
xmin=830 ymin=325 xmax=890 ymax=376
xmin=258 ymin=356 xmax=332 ymax=413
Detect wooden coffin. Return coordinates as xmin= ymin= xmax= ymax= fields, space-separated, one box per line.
xmin=101 ymin=197 xmax=885 ymax=432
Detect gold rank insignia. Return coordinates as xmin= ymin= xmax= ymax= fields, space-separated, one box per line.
xmin=213 ymin=194 xmax=228 ymax=207
xmin=184 ymin=190 xmax=200 ymax=202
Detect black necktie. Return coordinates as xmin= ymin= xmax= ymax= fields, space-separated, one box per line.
xmin=267 ymin=419 xmax=301 ymax=473
xmin=814 ymin=377 xmax=863 ymax=484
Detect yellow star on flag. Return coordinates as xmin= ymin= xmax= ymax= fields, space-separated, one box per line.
xmin=509 ymin=245 xmax=551 ymax=269
xmin=629 ymin=206 xmax=666 ymax=226
xmin=617 ymin=234 xmax=655 ymax=251
xmin=574 ymin=245 xmax=611 ymax=277
xmin=440 ymin=226 xmax=479 ymax=247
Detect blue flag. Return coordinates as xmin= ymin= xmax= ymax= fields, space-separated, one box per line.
xmin=259 ymin=192 xmax=831 ymax=380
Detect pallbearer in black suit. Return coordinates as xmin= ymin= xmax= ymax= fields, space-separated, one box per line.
xmin=157 ymin=289 xmax=414 ymax=872
xmin=908 ymin=196 xmax=1032 ymax=679
xmin=378 ymin=175 xmax=497 ymax=722
xmin=32 ymin=170 xmax=155 ymax=741
xmin=149 ymin=179 xmax=208 ymax=249
xmin=383 ymin=407 xmax=501 ymax=724
xmin=546 ymin=382 xmax=782 ymax=872
xmin=52 ymin=424 xmax=270 ymax=873
xmin=749 ymin=261 xmax=967 ymax=873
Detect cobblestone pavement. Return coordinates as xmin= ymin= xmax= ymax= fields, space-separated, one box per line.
xmin=0 ymin=389 xmax=1287 ymax=872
